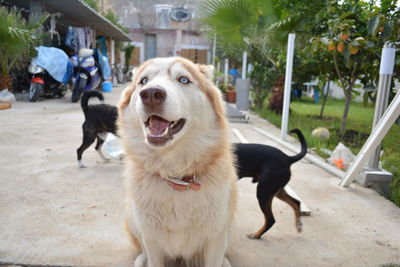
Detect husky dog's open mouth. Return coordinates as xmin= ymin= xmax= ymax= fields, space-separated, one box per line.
xmin=144 ymin=115 xmax=186 ymax=146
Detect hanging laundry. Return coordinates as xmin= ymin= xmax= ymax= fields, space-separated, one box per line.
xmin=84 ymin=27 xmax=92 ymax=48
xmin=65 ymin=26 xmax=74 ymax=48
xmin=96 ymin=36 xmax=107 ymax=56
xmin=65 ymin=26 xmax=94 ymax=53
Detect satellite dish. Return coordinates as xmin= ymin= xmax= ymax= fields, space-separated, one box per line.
xmin=170 ymin=8 xmax=191 ymax=22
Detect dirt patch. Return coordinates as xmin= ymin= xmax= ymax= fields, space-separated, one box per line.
xmin=332 ymin=129 xmax=369 ymax=147
xmin=309 ymin=115 xmax=338 ymax=122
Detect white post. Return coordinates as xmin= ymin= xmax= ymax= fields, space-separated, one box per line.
xmin=174 ymin=28 xmax=182 ymax=56
xmin=111 ymin=39 xmax=115 ymax=83
xmin=247 ymin=63 xmax=253 ymax=74
xmin=281 ymin=33 xmax=296 ymax=140
xmin=224 ymin=58 xmax=229 ymax=86
xmin=340 ymin=90 xmax=400 ymax=187
xmin=212 ymin=34 xmax=217 ymax=67
xmin=242 ymin=51 xmax=248 ymax=79
xmin=368 ymin=45 xmax=396 ymax=168
xmin=340 ymin=45 xmax=397 ymax=187
xmin=120 ymin=48 xmax=125 ymax=70
xmin=111 ymin=39 xmax=115 ymax=66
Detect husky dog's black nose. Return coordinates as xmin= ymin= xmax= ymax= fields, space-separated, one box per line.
xmin=140 ymin=87 xmax=167 ymax=108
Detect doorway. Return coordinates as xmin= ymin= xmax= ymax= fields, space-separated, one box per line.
xmin=145 ymin=34 xmax=156 ymax=60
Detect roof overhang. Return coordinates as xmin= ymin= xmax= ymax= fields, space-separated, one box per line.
xmin=44 ymin=0 xmax=133 ymax=42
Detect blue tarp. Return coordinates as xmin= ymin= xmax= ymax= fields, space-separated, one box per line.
xmin=35 ymin=46 xmax=71 ymax=83
xmin=95 ymin=49 xmax=111 ymax=80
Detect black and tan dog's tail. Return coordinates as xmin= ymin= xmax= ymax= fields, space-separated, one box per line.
xmin=288 ymin=129 xmax=307 ymax=164
xmin=81 ymin=90 xmax=105 ymax=111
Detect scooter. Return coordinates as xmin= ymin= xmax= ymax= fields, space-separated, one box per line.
xmin=28 ymin=59 xmax=68 ymax=102
xmin=113 ymin=63 xmax=125 ymax=84
xmin=71 ymin=48 xmax=102 ymax=102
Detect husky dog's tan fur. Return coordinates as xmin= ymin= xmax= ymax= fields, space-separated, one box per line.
xmin=118 ymin=57 xmax=237 ymax=267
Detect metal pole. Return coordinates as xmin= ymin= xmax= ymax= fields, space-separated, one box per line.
xmin=212 ymin=34 xmax=216 ymax=67
xmin=242 ymin=51 xmax=247 ymax=79
xmin=224 ymin=58 xmax=229 ymax=86
xmin=368 ymin=45 xmax=396 ymax=168
xmin=281 ymin=33 xmax=296 ymax=140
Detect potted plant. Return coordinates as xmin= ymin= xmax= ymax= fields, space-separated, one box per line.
xmin=0 ymin=7 xmax=47 ymax=92
xmin=225 ymin=84 xmax=236 ymax=103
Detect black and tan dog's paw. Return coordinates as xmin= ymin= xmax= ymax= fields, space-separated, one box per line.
xmin=296 ymin=220 xmax=303 ymax=233
xmin=247 ymin=233 xmax=261 ymax=240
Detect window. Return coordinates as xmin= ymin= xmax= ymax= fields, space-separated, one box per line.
xmin=155 ymin=5 xmax=172 ymax=29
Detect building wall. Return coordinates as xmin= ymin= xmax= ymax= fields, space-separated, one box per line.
xmin=103 ymin=0 xmax=205 ymax=30
xmin=103 ymin=0 xmax=210 ymax=65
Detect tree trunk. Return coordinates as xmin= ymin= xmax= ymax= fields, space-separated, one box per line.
xmin=0 ymin=74 xmax=13 ymax=91
xmin=254 ymin=88 xmax=264 ymax=108
xmin=319 ymin=80 xmax=330 ymax=118
xmin=340 ymin=89 xmax=352 ymax=138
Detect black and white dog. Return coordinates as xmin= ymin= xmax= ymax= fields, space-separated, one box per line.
xmin=77 ymin=91 xmax=118 ymax=168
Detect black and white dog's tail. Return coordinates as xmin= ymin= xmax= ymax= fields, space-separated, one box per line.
xmin=81 ymin=90 xmax=104 ymax=111
xmin=288 ymin=129 xmax=308 ymax=164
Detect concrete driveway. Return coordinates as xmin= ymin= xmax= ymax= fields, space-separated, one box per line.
xmin=0 ymin=85 xmax=399 ymax=267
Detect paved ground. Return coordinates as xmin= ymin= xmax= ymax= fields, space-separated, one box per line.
xmin=1 ymin=85 xmax=399 ymax=267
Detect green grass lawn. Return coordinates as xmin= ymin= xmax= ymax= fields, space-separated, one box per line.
xmin=254 ymin=97 xmax=400 ymax=207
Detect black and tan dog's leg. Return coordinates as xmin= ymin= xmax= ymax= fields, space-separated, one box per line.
xmin=276 ymin=189 xmax=302 ymax=232
xmin=247 ymin=185 xmax=275 ymax=239
xmin=247 ymin=197 xmax=274 ymax=239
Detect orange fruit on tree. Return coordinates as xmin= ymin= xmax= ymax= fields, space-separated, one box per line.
xmin=327 ymin=40 xmax=336 ymax=51
xmin=350 ymin=46 xmax=359 ymax=55
xmin=337 ymin=41 xmax=345 ymax=53
xmin=340 ymin=32 xmax=350 ymax=40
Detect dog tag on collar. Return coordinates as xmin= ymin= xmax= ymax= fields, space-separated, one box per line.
xmin=167 ymin=177 xmax=191 ymax=186
xmin=165 ymin=176 xmax=201 ymax=191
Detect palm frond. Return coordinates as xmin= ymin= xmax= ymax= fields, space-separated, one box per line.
xmin=201 ymin=0 xmax=259 ymax=45
xmin=0 ymin=6 xmax=47 ymax=75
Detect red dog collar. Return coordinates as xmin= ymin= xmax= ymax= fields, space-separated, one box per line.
xmin=164 ymin=175 xmax=200 ymax=191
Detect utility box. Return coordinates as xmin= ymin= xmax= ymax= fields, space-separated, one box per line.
xmin=236 ymin=78 xmax=250 ymax=111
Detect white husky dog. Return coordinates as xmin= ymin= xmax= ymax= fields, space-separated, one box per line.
xmin=118 ymin=57 xmax=237 ymax=267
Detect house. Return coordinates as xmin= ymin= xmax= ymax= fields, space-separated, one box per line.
xmin=5 ymin=0 xmax=133 ymax=66
xmin=102 ymin=0 xmax=210 ymax=66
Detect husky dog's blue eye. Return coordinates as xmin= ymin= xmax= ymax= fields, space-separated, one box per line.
xmin=140 ymin=77 xmax=148 ymax=85
xmin=178 ymin=77 xmax=190 ymax=84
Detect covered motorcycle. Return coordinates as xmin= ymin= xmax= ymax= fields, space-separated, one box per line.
xmin=28 ymin=46 xmax=72 ymax=102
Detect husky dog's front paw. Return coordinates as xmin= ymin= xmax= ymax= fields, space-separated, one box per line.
xmin=134 ymin=252 xmax=147 ymax=267
xmin=222 ymin=257 xmax=232 ymax=267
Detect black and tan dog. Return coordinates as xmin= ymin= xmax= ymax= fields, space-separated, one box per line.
xmin=234 ymin=129 xmax=307 ymax=239
xmin=77 ymin=91 xmax=118 ymax=168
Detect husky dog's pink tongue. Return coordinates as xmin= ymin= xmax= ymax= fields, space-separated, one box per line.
xmin=148 ymin=116 xmax=170 ymax=136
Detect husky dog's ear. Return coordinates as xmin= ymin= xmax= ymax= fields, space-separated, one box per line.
xmin=119 ymin=84 xmax=135 ymax=110
xmin=130 ymin=68 xmax=138 ymax=81
xmin=119 ymin=68 xmax=138 ymax=109
xmin=197 ymin=64 xmax=214 ymax=80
